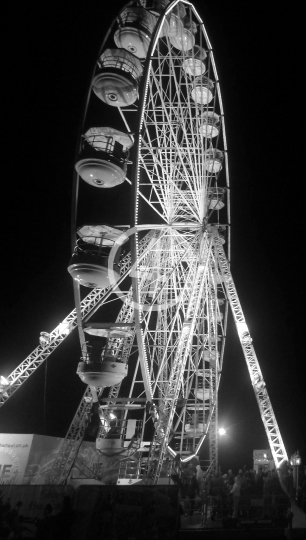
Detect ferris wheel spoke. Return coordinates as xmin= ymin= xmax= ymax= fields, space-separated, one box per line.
xmin=145 ymin=233 xmax=214 ymax=480
xmin=148 ymin=232 xmax=212 ymax=394
xmin=140 ymin=139 xmax=200 ymax=221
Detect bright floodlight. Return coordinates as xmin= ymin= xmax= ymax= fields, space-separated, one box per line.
xmin=236 ymin=321 xmax=249 ymax=338
xmin=58 ymin=322 xmax=70 ymax=336
xmin=0 ymin=376 xmax=9 ymax=386
xmin=219 ymin=427 xmax=226 ymax=435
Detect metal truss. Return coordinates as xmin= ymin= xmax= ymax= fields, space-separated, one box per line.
xmin=213 ymin=229 xmax=288 ymax=468
xmin=207 ymin=277 xmax=220 ymax=472
xmin=48 ymin=285 xmax=137 ymax=484
xmin=0 ymin=287 xmax=110 ymax=407
xmin=209 ymin=402 xmax=218 ymax=472
xmin=0 ymin=233 xmax=155 ymax=408
xmin=49 ymin=239 xmax=161 ymax=485
xmin=48 ymin=386 xmax=98 ymax=484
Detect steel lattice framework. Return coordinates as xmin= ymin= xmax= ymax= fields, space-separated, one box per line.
xmin=0 ymin=233 xmax=151 ymax=408
xmin=213 ymin=230 xmax=288 ymax=468
xmin=0 ymin=288 xmax=108 ymax=407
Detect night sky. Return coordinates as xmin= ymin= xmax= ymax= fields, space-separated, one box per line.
xmin=1 ymin=1 xmax=305 ymax=473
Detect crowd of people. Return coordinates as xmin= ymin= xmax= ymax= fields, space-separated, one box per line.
xmin=0 ymin=497 xmax=25 ymax=539
xmin=0 ymin=494 xmax=75 ymax=540
xmin=177 ymin=461 xmax=306 ymax=520
xmin=1 ymin=463 xmax=306 ymax=537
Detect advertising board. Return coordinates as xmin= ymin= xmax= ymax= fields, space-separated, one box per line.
xmin=24 ymin=434 xmax=64 ymax=485
xmin=253 ymin=448 xmax=274 ymax=472
xmin=0 ymin=434 xmax=33 ymax=485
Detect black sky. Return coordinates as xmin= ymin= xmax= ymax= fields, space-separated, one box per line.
xmin=1 ymin=1 xmax=305 ymax=472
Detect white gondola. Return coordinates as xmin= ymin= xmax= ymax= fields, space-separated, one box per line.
xmin=77 ymin=360 xmax=128 ymax=387
xmin=199 ymin=111 xmax=220 ymax=138
xmin=182 ymin=45 xmax=206 ymax=77
xmin=114 ymin=7 xmax=157 ymax=59
xmin=166 ymin=2 xmax=185 ymax=35
xmin=184 ymin=423 xmax=205 ymax=436
xmin=67 ymin=249 xmax=120 ymax=289
xmin=203 ymin=148 xmax=224 ymax=174
xmin=84 ymin=325 xmax=134 ymax=340
xmin=75 ymin=127 xmax=133 ymax=188
xmin=92 ymin=49 xmax=143 ymax=107
xmin=208 ymin=187 xmax=225 ymax=210
xmin=169 ymin=16 xmax=196 ymax=51
xmin=191 ymin=76 xmax=214 ymax=104
xmin=67 ymin=225 xmax=123 ymax=289
xmin=77 ymin=223 xmax=124 ymax=246
xmin=195 ymin=388 xmax=210 ymax=401
xmin=203 ymin=350 xmax=218 ymax=363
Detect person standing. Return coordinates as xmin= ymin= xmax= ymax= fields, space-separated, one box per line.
xmin=209 ymin=472 xmax=226 ymax=520
xmin=231 ymin=470 xmax=243 ymax=518
xmin=181 ymin=463 xmax=199 ymax=516
xmin=34 ymin=503 xmax=55 ymax=540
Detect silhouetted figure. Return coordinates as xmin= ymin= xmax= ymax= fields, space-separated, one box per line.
xmin=209 ymin=471 xmax=226 ymax=520
xmin=181 ymin=463 xmax=199 ymax=515
xmin=35 ymin=503 xmax=55 ymax=540
xmin=2 ymin=498 xmax=11 ymax=513
xmin=53 ymin=496 xmax=75 ymax=540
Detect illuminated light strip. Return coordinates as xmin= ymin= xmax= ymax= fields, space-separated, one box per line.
xmin=190 ymin=5 xmax=203 ymax=24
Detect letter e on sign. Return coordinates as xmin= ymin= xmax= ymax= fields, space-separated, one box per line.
xmin=1 ymin=465 xmax=12 ymax=478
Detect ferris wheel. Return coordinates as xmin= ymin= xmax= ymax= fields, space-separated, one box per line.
xmin=0 ymin=0 xmax=288 ymax=487
xmin=65 ymin=0 xmax=230 ymax=483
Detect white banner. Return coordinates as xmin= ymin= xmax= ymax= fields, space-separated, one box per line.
xmin=0 ymin=433 xmax=33 ymax=485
